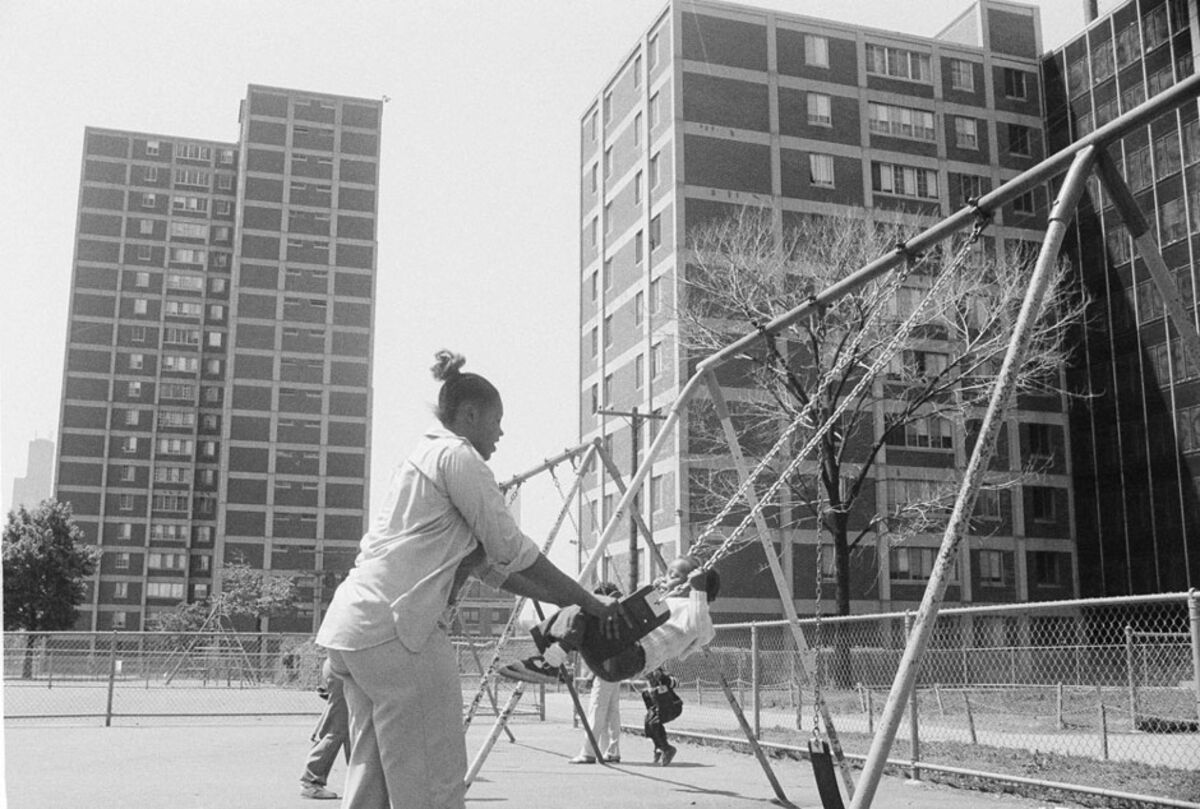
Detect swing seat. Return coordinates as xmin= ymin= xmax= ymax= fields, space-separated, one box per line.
xmin=808 ymin=738 xmax=846 ymax=809
xmin=581 ymin=584 xmax=671 ymax=660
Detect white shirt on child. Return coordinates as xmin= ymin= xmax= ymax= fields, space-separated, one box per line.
xmin=638 ymin=589 xmax=714 ymax=673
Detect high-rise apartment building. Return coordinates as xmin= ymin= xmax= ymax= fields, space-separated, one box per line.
xmin=579 ymin=0 xmax=1081 ymax=619
xmin=1042 ymin=0 xmax=1200 ymax=596
xmin=10 ymin=437 xmax=55 ymax=510
xmin=55 ymin=85 xmax=381 ymax=632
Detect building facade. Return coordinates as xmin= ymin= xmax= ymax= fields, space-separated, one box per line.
xmin=579 ymin=0 xmax=1081 ymax=620
xmin=1043 ymin=0 xmax=1200 ymax=596
xmin=55 ymin=85 xmax=381 ymax=632
xmin=10 ymin=437 xmax=55 ymax=510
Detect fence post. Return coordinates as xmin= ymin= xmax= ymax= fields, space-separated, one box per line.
xmin=934 ymin=683 xmax=944 ymax=718
xmin=1125 ymin=624 xmax=1137 ymax=729
xmin=1189 ymin=589 xmax=1199 ymax=727
xmin=1099 ymin=702 xmax=1109 ymax=761
xmin=104 ymin=631 xmax=118 ymax=728
xmin=866 ymin=688 xmax=874 ymax=734
xmin=751 ymin=624 xmax=761 ymax=739
xmin=1056 ymin=682 xmax=1064 ymax=730
xmin=963 ymin=692 xmax=977 ymax=744
xmin=905 ymin=611 xmax=920 ymax=781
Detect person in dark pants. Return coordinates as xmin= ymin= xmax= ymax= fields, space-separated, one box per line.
xmin=641 ymin=667 xmax=682 ymax=766
xmin=300 ymin=658 xmax=349 ymax=799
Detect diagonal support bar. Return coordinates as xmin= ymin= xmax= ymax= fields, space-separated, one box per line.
xmin=849 ymin=146 xmax=1097 ymax=809
xmin=1093 ymin=150 xmax=1200 ymax=376
xmin=703 ymin=370 xmax=856 ymax=798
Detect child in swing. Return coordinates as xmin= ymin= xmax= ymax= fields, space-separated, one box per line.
xmin=499 ymin=555 xmax=719 ymax=689
xmin=642 ymin=666 xmax=683 ymax=765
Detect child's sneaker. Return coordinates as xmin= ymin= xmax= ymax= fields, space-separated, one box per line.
xmin=659 ymin=744 xmax=677 ymax=766
xmin=498 ymin=656 xmax=562 ymax=685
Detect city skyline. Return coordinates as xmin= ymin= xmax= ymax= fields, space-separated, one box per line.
xmin=1 ymin=1 xmax=1093 ymax=571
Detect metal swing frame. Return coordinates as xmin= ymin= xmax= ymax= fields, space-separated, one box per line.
xmin=567 ymin=72 xmax=1200 ymax=809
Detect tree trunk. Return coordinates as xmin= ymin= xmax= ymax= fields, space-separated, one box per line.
xmin=830 ymin=515 xmax=855 ymax=687
xmin=22 ymin=633 xmax=38 ymax=680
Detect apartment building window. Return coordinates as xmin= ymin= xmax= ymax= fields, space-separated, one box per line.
xmin=1003 ymin=68 xmax=1028 ymax=99
xmin=634 ymin=170 xmax=643 ymax=205
xmin=872 ymin=161 xmax=938 ymax=199
xmin=1028 ymin=423 xmax=1055 ymax=460
xmin=634 ymin=111 xmax=642 ymax=147
xmin=209 ymin=304 xmax=225 ymax=321
xmin=137 ymin=245 xmax=153 ymax=261
xmin=867 ymin=102 xmax=935 ymax=141
xmin=170 ymin=248 xmax=207 ymax=265
xmin=804 ymin=34 xmax=829 ymax=68
xmin=949 ymin=59 xmax=974 ymax=91
xmin=590 ymin=217 xmax=598 ymax=247
xmin=954 ymin=117 xmax=978 ymax=149
xmin=153 ymin=465 xmax=188 ymax=483
xmin=1031 ymin=551 xmax=1066 ymax=587
xmin=170 ymin=222 xmax=208 ymax=240
xmin=650 ymin=341 xmax=663 ymax=378
xmin=1106 ymin=224 xmax=1132 ymax=265
xmin=1013 ymin=191 xmax=1035 ymax=214
xmin=196 ymin=526 xmax=213 ymax=545
xmin=603 ymin=92 xmax=612 ymax=126
xmin=124 ymin=409 xmax=141 ymax=427
xmin=114 ymin=582 xmax=129 ymax=600
xmin=118 ymin=494 xmax=135 ymax=511
xmin=634 ymin=290 xmax=645 ymax=325
xmin=215 ymin=199 xmax=232 ymax=215
xmin=865 ymin=43 xmax=931 ymax=82
xmin=147 ymin=582 xmax=185 ymax=600
xmin=173 ymin=168 xmax=210 ymax=188
xmin=1121 ymin=82 xmax=1146 ymax=114
xmin=1028 ymin=486 xmax=1058 ymax=522
xmin=807 ymin=93 xmax=832 ymax=126
xmin=648 ymin=33 xmax=659 ymax=70
xmin=590 ymin=327 xmax=598 ymax=358
xmin=159 ymin=410 xmax=196 ymax=429
xmin=649 ymin=152 xmax=660 ymax=188
xmin=120 ymin=464 xmax=136 ymax=481
xmin=603 ymin=374 xmax=613 ymax=406
xmin=649 ymin=214 xmax=662 ymax=251
xmin=650 ymin=92 xmax=661 ymax=128
xmin=171 ymin=195 xmax=208 ymax=213
xmin=146 ymin=140 xmax=160 ymax=156
xmin=217 ymin=175 xmax=234 ymax=191
xmin=1160 ymin=197 xmax=1188 ymax=243
xmin=889 ymin=547 xmax=953 ymax=581
xmin=635 ymin=229 xmax=644 ymax=263
xmin=977 ymin=550 xmax=1012 ymax=586
xmin=1008 ymin=124 xmax=1032 ymax=157
xmin=128 ymin=353 xmax=144 ymax=371
xmin=589 ymin=111 xmax=598 ymax=142
xmin=633 ymin=54 xmax=642 ymax=89
xmin=138 ymin=219 xmax=154 ymax=236
xmin=133 ymin=298 xmax=149 ymax=316
xmin=111 ymin=611 xmax=128 ymax=629
xmin=809 ymin=154 xmax=835 ymax=187
xmin=649 ymin=276 xmax=661 ymax=313
xmin=133 ymin=270 xmax=150 ymax=288
xmin=127 ymin=381 xmax=142 ymax=398
xmin=122 ymin=436 xmax=138 ymax=453
xmin=203 ymin=386 xmax=220 ymax=403
xmin=156 ymin=438 xmax=194 ymax=455
xmin=900 ymin=414 xmax=953 ymax=449
xmin=1145 ymin=4 xmax=1169 ymax=51
xmin=178 ymin=143 xmax=212 ymax=162
xmin=1154 ymin=129 xmax=1183 ymax=177
xmin=590 ymin=163 xmax=598 ymax=193
xmin=635 ymin=353 xmax=644 ymax=388
xmin=603 ymin=259 xmax=614 ymax=291
xmin=603 ymin=315 xmax=613 ymax=348
xmin=604 ymin=203 xmax=612 ymax=235
xmin=141 ymin=193 xmax=157 ymax=208
xmin=975 ymin=489 xmax=1003 ymax=520
xmin=589 ymin=270 xmax=598 ymax=303
xmin=150 ymin=495 xmax=186 ymax=515
xmin=590 ymin=384 xmax=599 ymax=414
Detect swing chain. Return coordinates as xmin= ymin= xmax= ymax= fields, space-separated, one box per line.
xmin=812 ymin=523 xmax=823 ymax=739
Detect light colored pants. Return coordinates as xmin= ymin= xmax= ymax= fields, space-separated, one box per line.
xmin=328 ymin=632 xmax=466 ymax=809
xmin=578 ymin=675 xmax=621 ymax=759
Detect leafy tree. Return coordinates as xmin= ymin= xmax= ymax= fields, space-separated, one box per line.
xmin=147 ymin=559 xmax=297 ymax=634
xmin=3 ymin=500 xmax=101 ymax=678
xmin=679 ymin=209 xmax=1085 ymax=638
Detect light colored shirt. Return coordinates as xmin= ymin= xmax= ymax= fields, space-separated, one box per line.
xmin=639 ymin=589 xmax=714 ymax=672
xmin=316 ymin=424 xmax=540 ymax=653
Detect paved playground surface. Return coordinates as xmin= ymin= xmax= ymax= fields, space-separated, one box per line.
xmin=5 ymin=710 xmax=1078 ymax=809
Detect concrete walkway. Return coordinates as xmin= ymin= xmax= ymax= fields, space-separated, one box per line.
xmin=4 ymin=713 xmax=1073 ymax=809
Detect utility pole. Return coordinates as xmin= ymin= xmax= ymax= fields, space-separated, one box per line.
xmin=597 ymin=406 xmax=667 ymax=590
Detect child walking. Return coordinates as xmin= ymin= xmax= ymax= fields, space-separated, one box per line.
xmin=641 ymin=667 xmax=683 ymax=766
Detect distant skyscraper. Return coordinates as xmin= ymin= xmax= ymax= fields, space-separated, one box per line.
xmin=11 ymin=437 xmax=55 ymax=509
xmin=55 ymin=85 xmax=382 ymax=632
xmin=579 ymin=0 xmax=1077 ymax=619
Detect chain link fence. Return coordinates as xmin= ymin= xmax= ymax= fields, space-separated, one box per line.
xmin=3 ymin=630 xmax=543 ymax=724
xmin=614 ymin=591 xmax=1199 ymax=806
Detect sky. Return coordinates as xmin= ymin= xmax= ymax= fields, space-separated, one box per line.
xmin=0 ymin=0 xmax=1106 ymax=571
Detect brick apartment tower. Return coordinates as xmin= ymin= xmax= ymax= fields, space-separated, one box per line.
xmin=55 ymin=85 xmax=382 ymax=633
xmin=579 ymin=0 xmax=1081 ymax=621
xmin=1043 ymin=0 xmax=1200 ymax=596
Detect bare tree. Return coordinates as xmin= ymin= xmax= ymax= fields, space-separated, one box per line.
xmin=678 ymin=208 xmax=1086 ymax=622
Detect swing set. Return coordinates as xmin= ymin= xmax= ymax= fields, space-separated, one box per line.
xmin=462 ymin=73 xmax=1200 ymax=808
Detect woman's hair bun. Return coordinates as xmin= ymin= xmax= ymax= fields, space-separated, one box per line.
xmin=431 ymin=349 xmax=467 ymax=381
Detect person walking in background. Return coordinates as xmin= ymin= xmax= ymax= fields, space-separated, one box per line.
xmin=316 ymin=350 xmax=627 ymax=809
xmin=568 ymin=582 xmax=624 ymax=765
xmin=300 ymin=657 xmax=349 ymax=799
